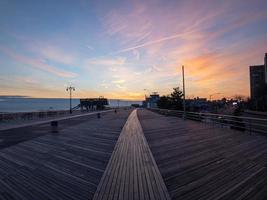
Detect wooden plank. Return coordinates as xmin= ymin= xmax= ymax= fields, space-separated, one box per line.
xmin=92 ymin=109 xmax=171 ymax=200
xmin=138 ymin=109 xmax=267 ymax=200
xmin=0 ymin=110 xmax=132 ymax=200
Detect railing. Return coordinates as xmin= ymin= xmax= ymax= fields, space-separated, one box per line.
xmin=0 ymin=106 xmax=117 ymax=124
xmin=0 ymin=110 xmax=83 ymax=123
xmin=149 ymin=108 xmax=267 ymax=134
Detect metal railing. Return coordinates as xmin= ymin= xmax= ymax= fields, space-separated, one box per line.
xmin=0 ymin=107 xmax=117 ymax=124
xmin=149 ymin=108 xmax=267 ymax=135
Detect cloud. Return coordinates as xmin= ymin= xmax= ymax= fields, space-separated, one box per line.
xmin=38 ymin=46 xmax=76 ymax=65
xmin=87 ymin=45 xmax=94 ymax=50
xmin=15 ymin=76 xmax=39 ymax=85
xmin=132 ymin=49 xmax=140 ymax=60
xmin=112 ymin=31 xmax=189 ymax=54
xmin=112 ymin=79 xmax=125 ymax=84
xmin=0 ymin=74 xmax=68 ymax=98
xmin=105 ymin=0 xmax=267 ymax=60
xmin=1 ymin=47 xmax=78 ymax=78
xmin=115 ymin=84 xmax=126 ymax=90
xmin=104 ymin=5 xmax=152 ymax=42
xmin=2 ymin=0 xmax=267 ymax=99
xmin=86 ymin=57 xmax=126 ymax=66
xmin=99 ymin=80 xmax=109 ymax=89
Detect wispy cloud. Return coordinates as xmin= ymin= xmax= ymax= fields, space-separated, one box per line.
xmin=112 ymin=79 xmax=125 ymax=84
xmin=38 ymin=46 xmax=76 ymax=65
xmin=1 ymin=47 xmax=78 ymax=78
xmin=86 ymin=57 xmax=126 ymax=66
xmin=112 ymin=32 xmax=188 ymax=54
xmin=1 ymin=0 xmax=267 ymax=99
xmin=104 ymin=4 xmax=152 ymax=43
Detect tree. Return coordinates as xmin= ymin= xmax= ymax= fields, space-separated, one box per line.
xmin=170 ymin=87 xmax=183 ymax=110
xmin=157 ymin=95 xmax=171 ymax=109
xmin=157 ymin=87 xmax=184 ymax=110
xmin=233 ymin=95 xmax=246 ymax=102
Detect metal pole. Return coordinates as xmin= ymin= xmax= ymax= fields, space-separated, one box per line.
xmin=182 ymin=65 xmax=186 ymax=120
xmin=66 ymin=86 xmax=75 ymax=114
xmin=70 ymin=88 xmax=72 ymax=114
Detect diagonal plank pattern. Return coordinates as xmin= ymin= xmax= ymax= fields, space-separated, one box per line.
xmin=93 ymin=109 xmax=171 ymax=200
xmin=138 ymin=109 xmax=267 ymax=200
xmin=0 ymin=110 xmax=131 ymax=200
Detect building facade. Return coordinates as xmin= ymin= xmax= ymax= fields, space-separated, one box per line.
xmin=142 ymin=92 xmax=160 ymax=108
xmin=249 ymin=53 xmax=267 ymax=111
xmin=265 ymin=53 xmax=267 ymax=83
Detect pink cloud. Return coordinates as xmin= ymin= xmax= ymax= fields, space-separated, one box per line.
xmin=0 ymin=47 xmax=78 ymax=78
xmin=38 ymin=46 xmax=76 ymax=65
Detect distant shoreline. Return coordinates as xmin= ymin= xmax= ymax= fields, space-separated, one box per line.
xmin=0 ymin=96 xmax=143 ymax=101
xmin=0 ymin=98 xmax=141 ymax=113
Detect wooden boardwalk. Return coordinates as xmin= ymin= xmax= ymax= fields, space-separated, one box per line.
xmin=93 ymin=109 xmax=170 ymax=200
xmin=0 ymin=110 xmax=131 ymax=200
xmin=138 ymin=109 xmax=267 ymax=200
xmin=1 ymin=108 xmax=267 ymax=199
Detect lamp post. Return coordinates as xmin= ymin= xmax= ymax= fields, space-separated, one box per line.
xmin=66 ymin=86 xmax=75 ymax=114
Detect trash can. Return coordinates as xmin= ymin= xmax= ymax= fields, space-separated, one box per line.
xmin=51 ymin=121 xmax=58 ymax=133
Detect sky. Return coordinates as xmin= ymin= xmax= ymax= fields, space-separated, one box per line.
xmin=0 ymin=0 xmax=267 ymax=100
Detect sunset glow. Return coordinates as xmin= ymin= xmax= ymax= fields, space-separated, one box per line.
xmin=0 ymin=0 xmax=267 ymax=100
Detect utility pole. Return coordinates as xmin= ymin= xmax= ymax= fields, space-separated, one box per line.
xmin=66 ymin=86 xmax=75 ymax=114
xmin=182 ymin=65 xmax=186 ymax=120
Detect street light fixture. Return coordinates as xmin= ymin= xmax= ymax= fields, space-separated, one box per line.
xmin=66 ymin=86 xmax=75 ymax=114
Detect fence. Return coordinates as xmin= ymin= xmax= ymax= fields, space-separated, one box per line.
xmin=0 ymin=110 xmax=82 ymax=123
xmin=149 ymin=108 xmax=267 ymax=134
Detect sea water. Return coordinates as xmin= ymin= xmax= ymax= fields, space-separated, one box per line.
xmin=0 ymin=97 xmax=142 ymax=113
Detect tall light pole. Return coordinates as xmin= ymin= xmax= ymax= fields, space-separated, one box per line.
xmin=66 ymin=86 xmax=75 ymax=114
xmin=182 ymin=65 xmax=186 ymax=120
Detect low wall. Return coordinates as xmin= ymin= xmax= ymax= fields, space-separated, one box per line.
xmin=0 ymin=110 xmax=81 ymax=122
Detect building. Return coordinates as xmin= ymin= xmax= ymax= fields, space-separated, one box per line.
xmin=142 ymin=92 xmax=160 ymax=108
xmin=265 ymin=53 xmax=267 ymax=83
xmin=249 ymin=53 xmax=267 ymax=111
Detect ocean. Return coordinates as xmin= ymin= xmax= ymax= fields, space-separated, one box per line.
xmin=0 ymin=97 xmax=142 ymax=113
